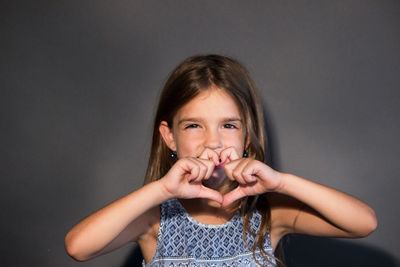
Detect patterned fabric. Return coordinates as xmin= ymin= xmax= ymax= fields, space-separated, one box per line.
xmin=143 ymin=198 xmax=276 ymax=266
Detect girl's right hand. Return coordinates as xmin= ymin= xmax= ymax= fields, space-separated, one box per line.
xmin=159 ymin=157 xmax=223 ymax=204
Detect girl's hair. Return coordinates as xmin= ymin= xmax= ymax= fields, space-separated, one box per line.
xmin=145 ymin=54 xmax=279 ymax=265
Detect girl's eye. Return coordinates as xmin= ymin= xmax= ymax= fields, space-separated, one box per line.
xmin=185 ymin=124 xmax=200 ymax=129
xmin=222 ymin=124 xmax=237 ymax=129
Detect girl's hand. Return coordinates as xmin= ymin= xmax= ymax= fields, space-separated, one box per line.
xmin=198 ymin=148 xmax=221 ymax=166
xmin=198 ymin=148 xmax=225 ymax=189
xmin=219 ymin=146 xmax=241 ymax=165
xmin=159 ymin=157 xmax=223 ymax=204
xmin=221 ymin=156 xmax=283 ymax=207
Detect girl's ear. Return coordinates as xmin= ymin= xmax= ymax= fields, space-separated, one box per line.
xmin=159 ymin=121 xmax=177 ymax=151
xmin=245 ymin=134 xmax=250 ymax=149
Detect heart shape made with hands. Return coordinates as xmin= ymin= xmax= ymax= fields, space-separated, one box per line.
xmin=196 ymin=148 xmax=278 ymax=207
xmin=201 ymin=159 xmax=259 ymax=207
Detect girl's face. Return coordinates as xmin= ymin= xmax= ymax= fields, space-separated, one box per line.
xmin=160 ymin=87 xmax=246 ymax=167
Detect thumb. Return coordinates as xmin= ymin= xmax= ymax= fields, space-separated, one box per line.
xmin=198 ymin=186 xmax=223 ymax=204
xmin=222 ymin=187 xmax=246 ymax=207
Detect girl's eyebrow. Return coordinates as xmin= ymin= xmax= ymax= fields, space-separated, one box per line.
xmin=177 ymin=117 xmax=242 ymax=125
xmin=221 ymin=117 xmax=242 ymax=123
xmin=177 ymin=118 xmax=202 ymax=126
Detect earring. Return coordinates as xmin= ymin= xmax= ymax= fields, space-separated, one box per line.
xmin=243 ymin=150 xmax=248 ymax=158
xmin=170 ymin=151 xmax=177 ymax=159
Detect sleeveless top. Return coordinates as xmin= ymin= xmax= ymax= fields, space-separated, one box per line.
xmin=143 ymin=198 xmax=276 ymax=266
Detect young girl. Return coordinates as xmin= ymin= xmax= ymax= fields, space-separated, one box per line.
xmin=65 ymin=55 xmax=377 ymax=266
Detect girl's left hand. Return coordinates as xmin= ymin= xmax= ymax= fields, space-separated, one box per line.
xmin=221 ymin=155 xmax=283 ymax=207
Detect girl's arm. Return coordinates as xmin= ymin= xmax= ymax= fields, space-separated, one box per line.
xmin=269 ymin=173 xmax=377 ymax=239
xmin=65 ymin=157 xmax=222 ymax=261
xmin=65 ymin=180 xmax=168 ymax=261
xmin=221 ymin=157 xmax=377 ymax=240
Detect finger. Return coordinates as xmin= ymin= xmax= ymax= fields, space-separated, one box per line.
xmin=182 ymin=159 xmax=200 ymax=182
xmin=232 ymin=167 xmax=246 ymax=184
xmin=224 ymin=158 xmax=248 ymax=184
xmin=222 ymin=187 xmax=246 ymax=207
xmin=242 ymin=162 xmax=258 ymax=183
xmin=189 ymin=158 xmax=209 ymax=182
xmin=198 ymin=148 xmax=220 ymax=166
xmin=198 ymin=159 xmax=216 ymax=180
xmin=219 ymin=147 xmax=240 ymax=165
xmin=242 ymin=172 xmax=257 ymax=183
xmin=190 ymin=157 xmax=215 ymax=180
xmin=198 ymin=186 xmax=223 ymax=204
xmin=223 ymin=159 xmax=241 ymax=181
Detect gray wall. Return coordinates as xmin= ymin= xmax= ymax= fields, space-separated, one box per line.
xmin=2 ymin=1 xmax=399 ymax=266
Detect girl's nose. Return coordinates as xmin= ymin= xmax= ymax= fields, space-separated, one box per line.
xmin=204 ymin=128 xmax=222 ymax=150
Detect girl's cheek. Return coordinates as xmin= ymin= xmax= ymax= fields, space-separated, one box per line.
xmin=177 ymin=139 xmax=202 ymax=157
xmin=223 ymin=134 xmax=245 ymax=148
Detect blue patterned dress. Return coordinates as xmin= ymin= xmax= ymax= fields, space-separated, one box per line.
xmin=143 ymin=198 xmax=276 ymax=266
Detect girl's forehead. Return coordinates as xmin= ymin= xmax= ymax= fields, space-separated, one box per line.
xmin=174 ymin=89 xmax=241 ymax=121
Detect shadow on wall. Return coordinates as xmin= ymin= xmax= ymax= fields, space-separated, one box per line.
xmin=121 ymin=245 xmax=142 ymax=267
xmin=260 ymin=106 xmax=398 ymax=266
xmin=121 ymin=236 xmax=398 ymax=267
xmin=279 ymin=234 xmax=398 ymax=267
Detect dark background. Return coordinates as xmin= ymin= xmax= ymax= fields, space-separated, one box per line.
xmin=1 ymin=1 xmax=399 ymax=266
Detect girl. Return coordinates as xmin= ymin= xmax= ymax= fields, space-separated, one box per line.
xmin=65 ymin=55 xmax=377 ymax=266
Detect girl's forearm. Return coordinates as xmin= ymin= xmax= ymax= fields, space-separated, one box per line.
xmin=277 ymin=173 xmax=377 ymax=237
xmin=65 ymin=180 xmax=170 ymax=261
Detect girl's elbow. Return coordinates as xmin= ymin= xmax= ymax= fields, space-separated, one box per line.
xmin=353 ymin=211 xmax=378 ymax=238
xmin=64 ymin=233 xmax=92 ymax=262
xmin=364 ymin=213 xmax=378 ymax=236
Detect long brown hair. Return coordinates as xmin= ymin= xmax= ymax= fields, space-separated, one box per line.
xmin=145 ymin=54 xmax=279 ymax=265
